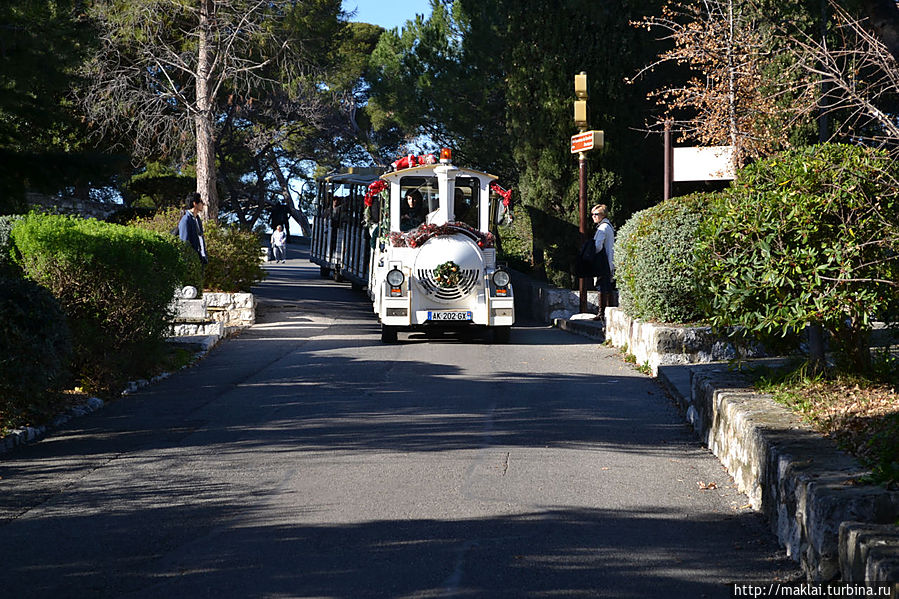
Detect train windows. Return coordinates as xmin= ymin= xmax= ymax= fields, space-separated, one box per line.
xmin=400 ymin=176 xmax=439 ymax=231
xmin=452 ymin=178 xmax=480 ymax=229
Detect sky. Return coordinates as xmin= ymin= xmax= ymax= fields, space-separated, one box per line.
xmin=341 ymin=0 xmax=433 ymax=31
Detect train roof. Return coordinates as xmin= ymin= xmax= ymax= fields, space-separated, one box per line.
xmin=380 ymin=164 xmax=497 ymax=181
xmin=319 ymin=167 xmax=383 ymax=185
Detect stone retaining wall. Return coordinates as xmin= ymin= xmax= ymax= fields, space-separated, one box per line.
xmin=605 ymin=307 xmax=769 ymax=376
xmin=686 ymin=367 xmax=899 ymax=584
xmin=841 ymin=522 xmax=899 ymax=586
xmin=26 ymin=192 xmax=121 ymax=220
xmin=510 ymin=270 xmax=598 ymax=321
xmin=201 ymin=292 xmax=256 ymax=328
xmin=169 ymin=293 xmax=254 ymax=336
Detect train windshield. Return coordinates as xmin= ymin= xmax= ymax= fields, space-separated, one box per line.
xmin=400 ymin=176 xmax=438 ymax=232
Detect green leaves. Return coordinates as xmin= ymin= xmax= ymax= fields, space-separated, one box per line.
xmin=616 ymin=192 xmax=712 ymax=323
xmin=11 ymin=213 xmax=193 ymax=392
xmin=696 ymin=143 xmax=899 ymax=368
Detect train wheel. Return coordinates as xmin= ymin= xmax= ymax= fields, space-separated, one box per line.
xmin=381 ymin=324 xmax=398 ymax=343
xmin=492 ymin=326 xmax=511 ymax=344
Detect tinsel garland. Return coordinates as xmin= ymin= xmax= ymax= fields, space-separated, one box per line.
xmin=490 ymin=182 xmax=512 ymax=207
xmin=388 ymin=221 xmax=495 ymax=249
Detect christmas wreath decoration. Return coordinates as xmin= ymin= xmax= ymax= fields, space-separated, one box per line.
xmin=433 ymin=261 xmax=462 ymax=288
xmin=388 ymin=221 xmax=495 ymax=249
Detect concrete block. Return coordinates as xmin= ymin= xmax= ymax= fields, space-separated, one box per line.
xmin=841 ymin=522 xmax=899 ymax=582
xmin=232 ymin=293 xmax=254 ymax=309
xmin=172 ymin=298 xmax=207 ymax=321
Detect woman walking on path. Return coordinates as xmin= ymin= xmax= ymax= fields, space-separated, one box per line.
xmin=271 ymin=225 xmax=287 ymax=263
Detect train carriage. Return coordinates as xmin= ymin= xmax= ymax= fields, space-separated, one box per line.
xmin=311 ymin=150 xmax=514 ymax=343
xmin=309 ymin=167 xmax=382 ymax=288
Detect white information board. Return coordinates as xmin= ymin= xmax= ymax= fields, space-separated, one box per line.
xmin=673 ymin=146 xmax=736 ymax=181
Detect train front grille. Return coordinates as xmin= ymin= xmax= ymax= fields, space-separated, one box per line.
xmin=416 ymin=269 xmax=480 ymax=302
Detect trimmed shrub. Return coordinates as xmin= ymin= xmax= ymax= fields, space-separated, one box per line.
xmin=615 ymin=193 xmax=712 ymax=323
xmin=127 ymin=206 xmax=203 ymax=290
xmin=0 ymin=274 xmax=72 ymax=427
xmin=697 ymin=144 xmax=899 ymax=371
xmin=129 ymin=206 xmax=266 ymax=292
xmin=11 ymin=213 xmax=192 ymax=393
xmin=203 ymin=223 xmax=267 ymax=292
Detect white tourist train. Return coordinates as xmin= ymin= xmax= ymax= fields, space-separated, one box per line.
xmin=310 ymin=149 xmax=514 ymax=343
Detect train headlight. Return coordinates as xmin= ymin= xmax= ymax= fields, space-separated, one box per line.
xmin=492 ymin=269 xmax=511 ymax=288
xmin=386 ymin=268 xmax=405 ymax=287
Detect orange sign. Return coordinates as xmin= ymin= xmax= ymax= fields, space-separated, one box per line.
xmin=570 ymin=130 xmax=604 ymax=154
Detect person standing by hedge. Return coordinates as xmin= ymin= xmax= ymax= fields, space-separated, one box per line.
xmin=179 ymin=192 xmax=208 ymax=265
xmin=591 ymin=204 xmax=616 ymax=321
xmin=270 ymin=224 xmax=287 ymax=263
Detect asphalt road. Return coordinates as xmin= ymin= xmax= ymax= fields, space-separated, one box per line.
xmin=0 ymin=244 xmax=800 ymax=598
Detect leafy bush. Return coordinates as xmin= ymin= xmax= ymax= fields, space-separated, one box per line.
xmin=11 ymin=213 xmax=192 ymax=392
xmin=203 ymin=223 xmax=267 ymax=292
xmin=615 ymin=193 xmax=712 ymax=323
xmin=0 ymin=274 xmax=72 ymax=427
xmin=129 ymin=206 xmax=265 ymax=292
xmin=127 ymin=206 xmax=203 ymax=290
xmin=697 ymin=144 xmax=899 ymax=371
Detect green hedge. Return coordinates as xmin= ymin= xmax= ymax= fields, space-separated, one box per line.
xmin=697 ymin=144 xmax=899 ymax=370
xmin=615 ymin=193 xmax=712 ymax=323
xmin=11 ymin=213 xmax=191 ymax=392
xmin=0 ymin=274 xmax=72 ymax=427
xmin=127 ymin=207 xmax=203 ymax=291
xmin=129 ymin=206 xmax=266 ymax=292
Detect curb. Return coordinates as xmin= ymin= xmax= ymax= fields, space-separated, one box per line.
xmin=552 ymin=317 xmax=606 ymax=341
xmin=1 ymin=397 xmax=106 ymax=456
xmin=663 ymin=364 xmax=899 ymax=585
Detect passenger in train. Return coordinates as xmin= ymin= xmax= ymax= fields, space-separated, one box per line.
xmin=453 ymin=189 xmax=477 ymax=228
xmin=401 ymin=189 xmax=425 ymax=231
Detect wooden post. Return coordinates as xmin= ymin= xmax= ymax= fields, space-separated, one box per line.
xmin=578 ymin=150 xmax=588 ymax=313
xmin=663 ymin=120 xmax=673 ymax=202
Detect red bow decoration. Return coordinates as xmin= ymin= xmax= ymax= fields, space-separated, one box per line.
xmin=364 ymin=180 xmax=387 ymax=207
xmin=490 ymin=182 xmax=513 ymax=207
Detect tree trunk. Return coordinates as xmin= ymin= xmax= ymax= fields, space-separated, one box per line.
xmin=808 ymin=322 xmax=826 ymax=375
xmin=269 ymin=153 xmax=312 ymax=237
xmin=196 ymin=0 xmax=219 ymax=221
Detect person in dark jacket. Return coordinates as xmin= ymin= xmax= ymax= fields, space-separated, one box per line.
xmin=178 ymin=192 xmax=208 ymax=265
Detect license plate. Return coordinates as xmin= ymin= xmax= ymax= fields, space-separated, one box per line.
xmin=428 ymin=311 xmax=472 ymax=321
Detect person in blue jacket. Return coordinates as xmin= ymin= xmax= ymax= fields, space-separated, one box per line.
xmin=178 ymin=192 xmax=208 ymax=265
